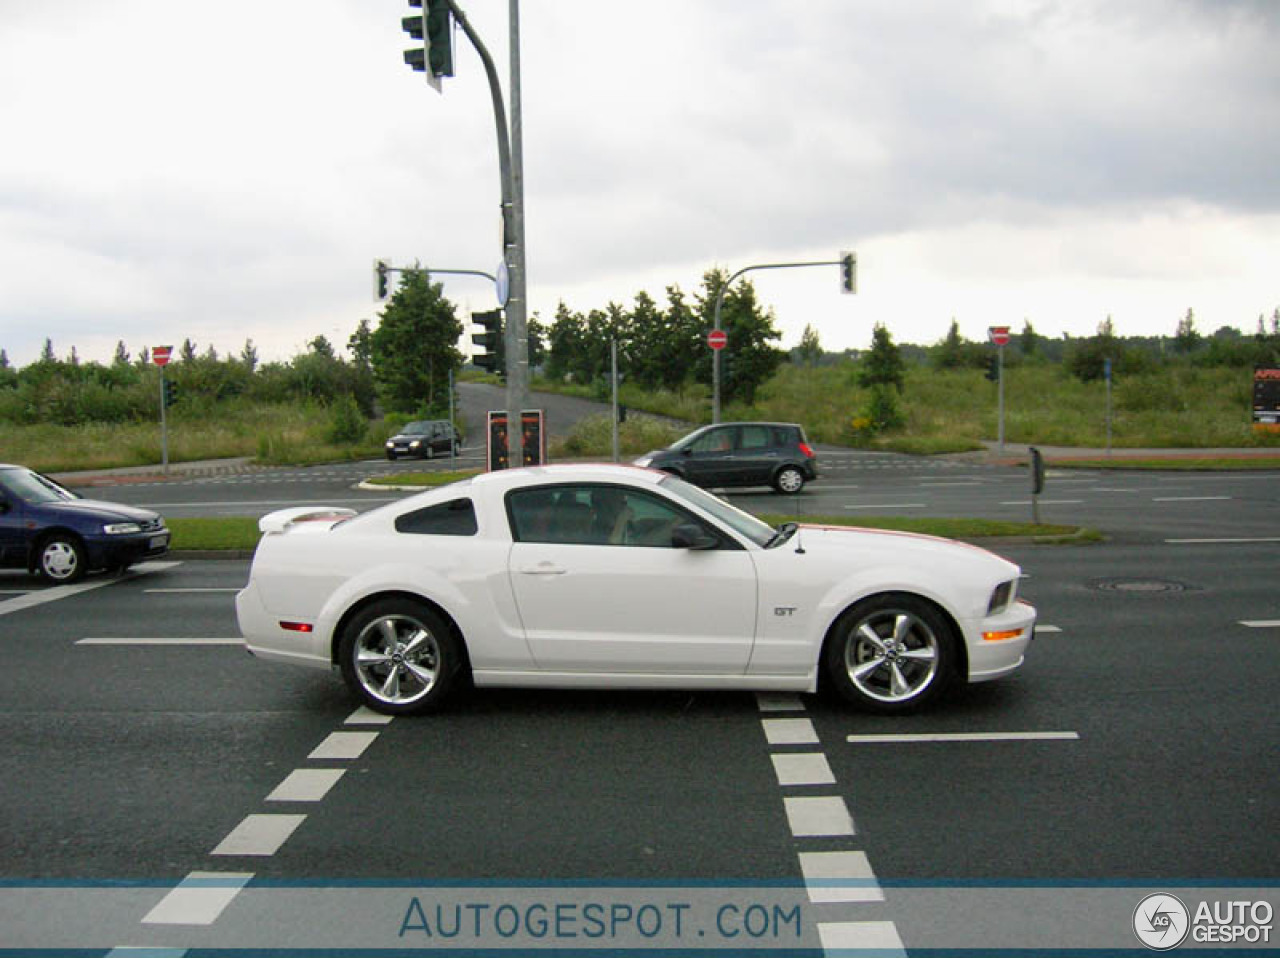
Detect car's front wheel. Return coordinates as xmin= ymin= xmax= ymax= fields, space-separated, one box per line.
xmin=37 ymin=534 xmax=87 ymax=584
xmin=338 ymin=599 xmax=462 ymax=715
xmin=825 ymin=594 xmax=956 ymax=713
xmin=773 ymin=465 xmax=806 ymax=494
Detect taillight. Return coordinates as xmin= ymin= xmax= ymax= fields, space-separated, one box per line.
xmin=799 ymin=442 xmax=816 ymax=459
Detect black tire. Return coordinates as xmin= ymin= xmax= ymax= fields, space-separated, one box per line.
xmin=37 ymin=534 xmax=87 ymax=584
xmin=338 ymin=598 xmax=463 ymax=715
xmin=824 ymin=593 xmax=957 ymax=713
xmin=773 ymin=465 xmax=806 ymax=494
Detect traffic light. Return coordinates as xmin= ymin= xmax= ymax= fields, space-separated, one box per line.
xmin=403 ymin=0 xmax=453 ymax=84
xmin=472 ymin=310 xmax=503 ymax=374
xmin=985 ymin=355 xmax=1000 ymax=382
xmin=840 ymin=251 xmax=857 ymax=294
xmin=373 ymin=259 xmax=391 ymax=301
xmin=162 ymin=378 xmax=179 ymax=408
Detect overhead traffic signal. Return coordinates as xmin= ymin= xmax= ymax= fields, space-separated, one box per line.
xmin=403 ymin=0 xmax=453 ymax=86
xmin=472 ymin=310 xmax=503 ymax=374
xmin=840 ymin=251 xmax=857 ymax=294
xmin=374 ymin=259 xmax=391 ymax=301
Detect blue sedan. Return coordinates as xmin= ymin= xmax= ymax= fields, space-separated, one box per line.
xmin=0 ymin=464 xmax=170 ymax=583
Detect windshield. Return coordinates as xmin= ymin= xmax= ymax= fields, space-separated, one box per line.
xmin=658 ymin=474 xmax=775 ymax=548
xmin=0 ymin=468 xmax=78 ymax=505
xmin=403 ymin=421 xmax=433 ymax=434
xmin=669 ymin=425 xmax=713 ymax=453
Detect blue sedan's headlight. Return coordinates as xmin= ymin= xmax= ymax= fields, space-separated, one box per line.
xmin=103 ymin=522 xmax=142 ymax=535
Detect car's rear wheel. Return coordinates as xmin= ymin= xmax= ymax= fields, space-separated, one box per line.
xmin=338 ymin=598 xmax=462 ymax=715
xmin=825 ymin=594 xmax=956 ymax=713
xmin=773 ymin=465 xmax=806 ymax=494
xmin=37 ymin=534 xmax=87 ymax=584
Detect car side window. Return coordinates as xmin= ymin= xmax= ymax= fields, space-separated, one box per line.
xmin=394 ymin=498 xmax=477 ymax=536
xmin=740 ymin=426 xmax=772 ymax=450
xmin=689 ymin=428 xmax=734 ymax=454
xmin=508 ymin=485 xmax=724 ymax=549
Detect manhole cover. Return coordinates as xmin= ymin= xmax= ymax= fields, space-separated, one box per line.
xmin=1088 ymin=578 xmax=1195 ymax=594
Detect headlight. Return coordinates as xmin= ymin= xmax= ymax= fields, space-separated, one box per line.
xmin=385 ymin=440 xmax=394 ymax=447
xmin=634 ymin=457 xmax=653 ymax=468
xmin=987 ymin=579 xmax=1016 ymax=615
xmin=409 ymin=440 xmax=421 ymax=448
xmin=104 ymin=522 xmax=142 ymax=535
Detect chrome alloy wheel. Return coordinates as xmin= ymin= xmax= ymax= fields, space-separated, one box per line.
xmin=844 ymin=608 xmax=941 ymax=704
xmin=352 ymin=613 xmax=441 ymax=708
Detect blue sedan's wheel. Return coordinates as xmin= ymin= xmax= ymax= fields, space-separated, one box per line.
xmin=825 ymin=594 xmax=955 ymax=713
xmin=38 ymin=535 xmax=86 ymax=584
xmin=339 ymin=599 xmax=461 ymax=715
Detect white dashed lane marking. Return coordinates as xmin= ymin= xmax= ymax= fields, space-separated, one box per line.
xmin=846 ymin=731 xmax=1080 ymax=744
xmin=771 ymin=753 xmax=836 ymax=787
xmin=761 ymin=717 xmax=820 ymax=746
xmin=308 ymin=731 xmax=379 ymax=760
xmin=799 ymin=850 xmax=885 ymax=903
xmin=784 ymin=796 xmax=856 ymax=837
xmin=211 ymin=814 xmax=307 ymax=857
xmin=818 ymin=920 xmax=907 ymax=953
xmin=266 ymin=769 xmax=346 ymax=803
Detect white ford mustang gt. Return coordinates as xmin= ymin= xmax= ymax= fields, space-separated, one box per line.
xmin=236 ymin=464 xmax=1035 ymax=715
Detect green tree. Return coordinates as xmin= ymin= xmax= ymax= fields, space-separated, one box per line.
xmin=1020 ymin=319 xmax=1040 ymax=359
xmin=796 ymin=324 xmax=823 ymax=367
xmin=240 ymin=338 xmax=259 ymax=372
xmin=694 ymin=270 xmax=785 ymax=405
xmin=370 ymin=269 xmax=463 ymax=415
xmin=113 ymin=341 xmax=130 ymax=367
xmin=1173 ymin=308 xmax=1200 ymax=354
xmin=857 ymin=323 xmax=905 ymax=392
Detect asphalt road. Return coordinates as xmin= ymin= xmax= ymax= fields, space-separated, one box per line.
xmin=1 ymin=526 xmax=1276 ymax=952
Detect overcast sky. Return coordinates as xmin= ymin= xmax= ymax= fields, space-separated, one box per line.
xmin=2 ymin=0 xmax=1278 ymax=368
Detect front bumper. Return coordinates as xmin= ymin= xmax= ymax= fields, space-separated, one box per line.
xmin=966 ymin=599 xmax=1037 ymax=683
xmin=85 ymin=529 xmax=171 ymax=570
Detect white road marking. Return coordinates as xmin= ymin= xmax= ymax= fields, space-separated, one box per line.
xmin=266 ymin=769 xmax=346 ymax=803
xmin=783 ymin=795 xmax=855 ymax=836
xmin=799 ymin=850 xmax=884 ymax=903
xmin=771 ymin=753 xmax=836 ymax=787
xmin=309 ymin=731 xmax=379 ymax=760
xmin=1001 ymin=499 xmax=1084 ymax=506
xmin=1241 ymin=620 xmax=1280 ymax=628
xmin=211 ymin=814 xmax=306 ymax=856
xmin=1167 ymin=537 xmax=1280 ymax=544
xmin=77 ymin=638 xmax=241 ymax=646
xmin=1035 ymin=625 xmax=1063 ymax=634
xmin=0 ymin=563 xmax=181 ymax=617
xmin=144 ymin=588 xmax=240 ymax=593
xmin=817 ymin=920 xmax=906 ymax=954
xmin=842 ymin=502 xmax=927 ymax=510
xmin=847 ymin=731 xmax=1079 ymax=744
xmin=141 ymin=871 xmax=253 ymax=925
xmin=754 ymin=692 xmax=806 ymax=712
xmin=345 ymin=706 xmax=395 ymax=725
xmin=762 ymin=717 xmax=819 ymax=746
xmin=1153 ymin=495 xmax=1231 ymax=502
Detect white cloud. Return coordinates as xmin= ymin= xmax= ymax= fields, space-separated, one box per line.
xmin=0 ymin=0 xmax=1277 ymax=367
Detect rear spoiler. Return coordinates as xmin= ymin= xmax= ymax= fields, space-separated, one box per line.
xmin=258 ymin=506 xmax=358 ymax=535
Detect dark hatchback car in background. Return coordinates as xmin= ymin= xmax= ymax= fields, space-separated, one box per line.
xmin=0 ymin=464 xmax=170 ymax=583
xmin=634 ymin=422 xmax=818 ymax=493
xmin=385 ymin=420 xmax=462 ymax=460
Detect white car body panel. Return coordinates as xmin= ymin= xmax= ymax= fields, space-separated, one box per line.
xmin=236 ymin=464 xmax=1035 ymax=699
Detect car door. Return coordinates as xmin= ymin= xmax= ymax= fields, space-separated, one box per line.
xmin=726 ymin=424 xmax=779 ymax=486
xmin=681 ymin=425 xmax=740 ymax=486
xmin=506 ymin=483 xmax=758 ymax=674
xmin=0 ymin=490 xmax=22 ymax=567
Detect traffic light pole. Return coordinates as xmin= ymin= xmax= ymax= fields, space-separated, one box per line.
xmin=440 ymin=0 xmax=528 ymax=466
xmin=159 ymin=372 xmax=169 ymax=476
xmin=710 ymin=259 xmax=850 ymax=424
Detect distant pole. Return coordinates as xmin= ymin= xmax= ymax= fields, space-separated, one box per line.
xmin=997 ymin=344 xmax=1005 ymax=456
xmin=611 ymin=338 xmax=620 ymax=463
xmin=448 ymin=367 xmax=456 ymax=464
xmin=1105 ymin=357 xmax=1113 ymax=456
xmin=159 ymin=373 xmax=169 ymax=475
xmin=505 ymin=0 xmax=529 ymax=467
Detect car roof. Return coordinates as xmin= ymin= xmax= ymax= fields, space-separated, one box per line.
xmin=470 ymin=462 xmax=666 ymax=493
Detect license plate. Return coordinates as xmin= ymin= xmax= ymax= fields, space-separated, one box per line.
xmin=150 ymin=535 xmax=169 ymax=549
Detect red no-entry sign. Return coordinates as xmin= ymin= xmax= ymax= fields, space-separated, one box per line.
xmin=707 ymin=330 xmax=728 ymax=351
xmin=152 ymin=345 xmax=173 ymax=367
xmin=988 ymin=327 xmax=1011 ymax=347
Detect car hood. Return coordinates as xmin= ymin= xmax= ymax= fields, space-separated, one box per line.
xmin=792 ymin=523 xmax=1019 ymax=577
xmin=43 ymin=499 xmax=162 ymax=524
xmin=388 ymin=432 xmax=428 ymax=442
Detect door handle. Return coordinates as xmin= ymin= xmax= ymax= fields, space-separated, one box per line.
xmin=519 ymin=562 xmax=567 ymax=576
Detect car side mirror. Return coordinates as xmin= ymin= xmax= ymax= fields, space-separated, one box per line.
xmin=672 ymin=523 xmax=718 ymax=550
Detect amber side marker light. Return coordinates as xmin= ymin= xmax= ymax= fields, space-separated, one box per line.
xmin=280 ymin=621 xmax=314 ymax=633
xmin=982 ymin=628 xmax=1024 ymax=642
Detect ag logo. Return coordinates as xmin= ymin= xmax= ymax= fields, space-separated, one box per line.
xmin=1133 ymin=893 xmax=1190 ymax=950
